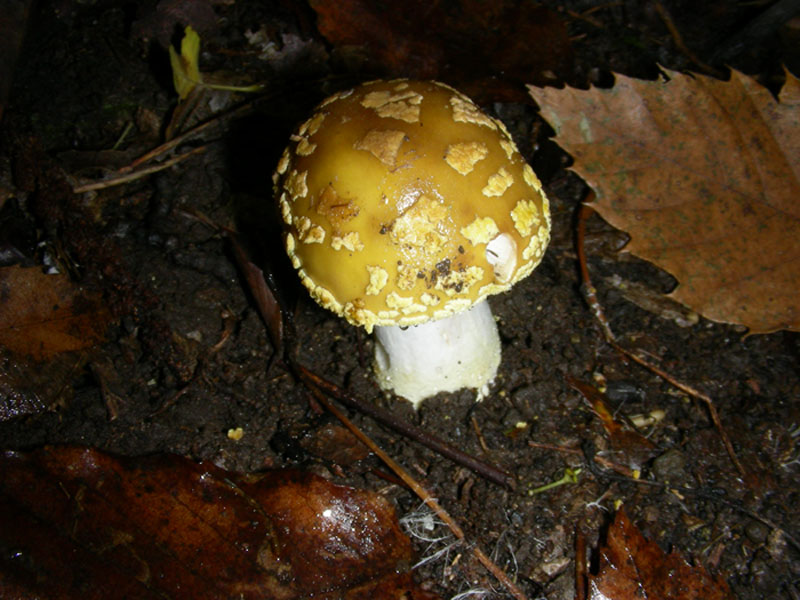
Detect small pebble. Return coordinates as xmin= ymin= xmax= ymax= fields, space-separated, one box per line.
xmin=744 ymin=520 xmax=770 ymax=544
xmin=652 ymin=448 xmax=687 ymax=483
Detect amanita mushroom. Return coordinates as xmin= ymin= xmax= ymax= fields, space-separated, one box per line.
xmin=274 ymin=79 xmax=550 ymax=407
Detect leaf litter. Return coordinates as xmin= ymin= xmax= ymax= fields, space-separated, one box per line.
xmin=0 ymin=446 xmax=439 ymax=600
xmin=0 ymin=266 xmax=111 ymax=360
xmin=583 ymin=509 xmax=734 ymax=600
xmin=1 ymin=2 xmax=799 ymax=599
xmin=0 ymin=266 xmax=113 ymax=421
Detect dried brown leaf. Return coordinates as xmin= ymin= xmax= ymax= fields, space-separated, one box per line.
xmin=589 ymin=509 xmax=733 ymax=600
xmin=0 ymin=446 xmax=438 ymax=600
xmin=228 ymin=231 xmax=286 ymax=358
xmin=0 ymin=266 xmax=111 ymax=360
xmin=530 ymin=70 xmax=800 ymax=333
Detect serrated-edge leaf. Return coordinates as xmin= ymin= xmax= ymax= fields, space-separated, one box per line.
xmin=529 ymin=70 xmax=800 ymax=334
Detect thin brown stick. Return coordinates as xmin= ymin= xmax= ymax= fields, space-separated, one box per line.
xmin=301 ymin=375 xmax=528 ymax=600
xmin=74 ymin=95 xmax=261 ymax=194
xmin=296 ymin=364 xmax=515 ymax=489
xmin=576 ymin=203 xmax=616 ymax=343
xmin=471 ymin=415 xmax=491 ymax=454
xmin=164 ymin=86 xmax=205 ymax=142
xmin=653 ymin=1 xmax=726 ymax=78
xmin=128 ymin=100 xmax=255 ymax=170
xmin=565 ymin=8 xmax=605 ymax=29
xmin=576 ymin=202 xmax=745 ymax=477
xmin=575 ymin=527 xmax=587 ymax=600
xmin=72 ymin=146 xmax=207 ymax=193
xmin=565 ymin=2 xmax=624 ymax=29
xmin=607 ymin=337 xmax=745 ymax=476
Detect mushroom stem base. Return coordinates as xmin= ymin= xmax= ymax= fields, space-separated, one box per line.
xmin=373 ymin=300 xmax=501 ymax=408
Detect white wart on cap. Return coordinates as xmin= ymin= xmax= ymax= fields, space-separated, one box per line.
xmin=274 ymin=79 xmax=550 ymax=407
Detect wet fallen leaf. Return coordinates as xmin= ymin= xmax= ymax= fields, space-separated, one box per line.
xmin=300 ymin=422 xmax=372 ymax=466
xmin=0 ymin=446 xmax=436 ymax=600
xmin=0 ymin=265 xmax=111 ymax=360
xmin=530 ymin=70 xmax=800 ymax=333
xmin=588 ymin=509 xmax=733 ymax=600
xmin=0 ymin=350 xmax=82 ymax=421
xmin=310 ymin=0 xmax=573 ymax=102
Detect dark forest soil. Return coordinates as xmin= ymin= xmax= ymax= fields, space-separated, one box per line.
xmin=1 ymin=1 xmax=799 ymax=598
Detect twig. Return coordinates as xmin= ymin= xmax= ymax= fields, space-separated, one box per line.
xmin=565 ymin=8 xmax=605 ymax=29
xmin=72 ymin=145 xmax=207 ymax=193
xmin=653 ymin=1 xmax=726 ymax=78
xmin=111 ymin=121 xmax=134 ymax=151
xmin=300 ymin=374 xmax=529 ymax=600
xmin=71 ymin=95 xmax=264 ymax=193
xmin=296 ymin=364 xmax=516 ymax=489
xmin=575 ymin=527 xmax=587 ymax=600
xmin=583 ymin=1 xmax=623 ymax=17
xmin=576 ymin=202 xmax=745 ymax=477
xmin=210 ymin=308 xmax=236 ymax=353
xmin=471 ymin=415 xmax=491 ymax=454
xmin=608 ymin=338 xmax=745 ymax=476
xmin=565 ymin=2 xmax=624 ymax=29
xmin=128 ymin=99 xmax=256 ymax=170
xmin=165 ymin=86 xmax=205 ymax=141
xmin=74 ymin=96 xmax=261 ymax=193
xmin=576 ymin=205 xmax=616 ymax=343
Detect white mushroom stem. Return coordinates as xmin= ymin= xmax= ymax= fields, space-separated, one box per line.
xmin=373 ymin=300 xmax=501 ymax=408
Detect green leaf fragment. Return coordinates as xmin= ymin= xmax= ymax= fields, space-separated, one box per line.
xmin=169 ymin=25 xmax=264 ymax=101
xmin=169 ymin=26 xmax=202 ymax=100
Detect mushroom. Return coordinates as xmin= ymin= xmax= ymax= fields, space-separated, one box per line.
xmin=274 ymin=79 xmax=550 ymax=408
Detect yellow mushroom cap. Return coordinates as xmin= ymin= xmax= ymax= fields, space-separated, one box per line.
xmin=274 ymin=79 xmax=551 ymax=333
